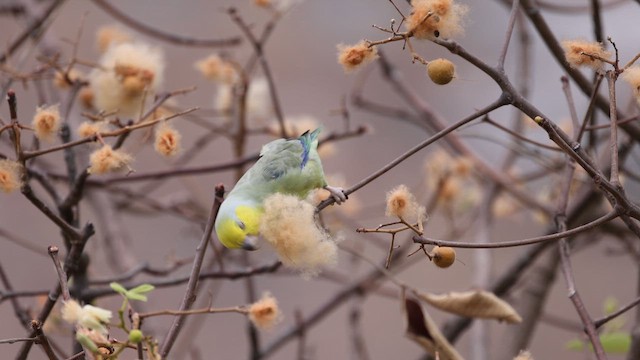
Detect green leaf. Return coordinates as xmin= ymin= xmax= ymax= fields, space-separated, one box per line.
xmin=76 ymin=332 xmax=99 ymax=353
xmin=110 ymin=282 xmax=128 ymax=295
xmin=565 ymin=332 xmax=631 ymax=354
xmin=565 ymin=339 xmax=585 ymax=351
xmin=110 ymin=282 xmax=154 ymax=302
xmin=125 ymin=292 xmax=149 ymax=302
xmin=600 ymin=331 xmax=631 ymax=354
xmin=129 ymin=284 xmax=155 ymax=295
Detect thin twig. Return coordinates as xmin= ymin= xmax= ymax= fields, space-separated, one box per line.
xmin=15 ymin=224 xmax=94 ymax=360
xmin=414 ymin=209 xmax=620 ymax=248
xmin=0 ymin=337 xmax=37 ymax=344
xmin=159 ymin=184 xmax=225 ymax=357
xmin=0 ymin=0 xmax=65 ymax=63
xmin=0 ymin=259 xmax=33 ymax=326
xmin=228 ymin=7 xmax=286 ymax=138
xmin=22 ymin=107 xmax=198 ymax=160
xmin=47 ymin=246 xmax=70 ymax=301
xmin=483 ymin=116 xmax=562 ymax=151
xmin=606 ymin=71 xmax=621 ymax=187
xmin=139 ymin=306 xmax=246 ymax=319
xmin=91 ymin=0 xmax=241 ymax=47
xmin=89 ymin=259 xmax=192 ymax=285
xmin=594 ymin=295 xmax=640 ymax=329
xmin=558 ymin=239 xmax=607 ymax=359
xmin=30 ymin=320 xmax=59 ymax=360
xmin=518 ymin=0 xmax=640 ymax=142
xmin=432 ymin=36 xmax=640 ymax=220
xmin=317 ymin=97 xmax=508 ymax=211
xmin=584 ymin=114 xmax=640 ymax=131
xmin=497 ymin=0 xmax=520 ymax=71
xmin=561 ymin=76 xmax=581 ymax=131
xmin=79 ymin=261 xmax=282 ymax=301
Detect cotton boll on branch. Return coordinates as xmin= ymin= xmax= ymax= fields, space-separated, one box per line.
xmin=194 ymin=54 xmax=238 ymax=84
xmin=154 ymin=122 xmax=182 ymax=157
xmin=407 ymin=0 xmax=468 ymax=40
xmin=88 ymin=145 xmax=133 ymax=175
xmin=32 ymin=105 xmax=61 ymax=142
xmin=76 ymin=121 xmax=108 ymax=138
xmin=622 ymin=66 xmax=640 ymax=105
xmin=90 ymin=42 xmax=164 ymax=117
xmin=337 ymin=41 xmax=378 ymax=73
xmin=561 ymin=39 xmax=611 ymax=70
xmin=260 ymin=193 xmax=339 ymax=277
xmin=0 ymin=160 xmax=22 ymax=193
xmin=385 ymin=184 xmax=425 ymax=223
xmin=248 ymin=292 xmax=282 ymax=331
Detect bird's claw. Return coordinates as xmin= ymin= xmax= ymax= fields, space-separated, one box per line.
xmin=324 ymin=185 xmax=347 ymax=204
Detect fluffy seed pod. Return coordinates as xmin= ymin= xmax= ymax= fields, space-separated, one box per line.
xmin=32 ymin=105 xmax=61 ymax=141
xmin=248 ymin=292 xmax=282 ymax=330
xmin=337 ymin=41 xmax=378 ymax=73
xmin=407 ymin=0 xmax=468 ymax=40
xmin=88 ymin=145 xmax=133 ymax=174
xmin=427 ymin=58 xmax=455 ymax=85
xmin=432 ymin=246 xmax=456 ymax=268
xmin=561 ymin=39 xmax=611 ymax=70
xmin=622 ymin=66 xmax=640 ymax=105
xmin=154 ymin=123 xmax=182 ymax=157
xmin=194 ymin=54 xmax=238 ymax=84
xmin=0 ymin=159 xmax=22 ymax=193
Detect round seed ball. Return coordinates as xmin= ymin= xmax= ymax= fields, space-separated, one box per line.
xmin=427 ymin=58 xmax=455 ymax=85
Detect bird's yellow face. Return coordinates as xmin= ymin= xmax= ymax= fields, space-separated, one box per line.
xmin=215 ymin=204 xmax=263 ymax=250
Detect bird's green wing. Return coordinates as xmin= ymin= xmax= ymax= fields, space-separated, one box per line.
xmin=233 ymin=129 xmax=326 ymax=198
xmin=259 ymin=139 xmax=305 ymax=182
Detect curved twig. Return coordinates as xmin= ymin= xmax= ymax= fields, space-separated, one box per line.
xmin=414 ymin=209 xmax=620 ymax=248
xmin=92 ymin=0 xmax=241 ymax=47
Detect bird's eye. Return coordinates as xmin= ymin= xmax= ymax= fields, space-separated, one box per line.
xmin=236 ymin=220 xmax=246 ymax=230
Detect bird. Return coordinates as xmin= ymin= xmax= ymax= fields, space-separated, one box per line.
xmin=214 ymin=128 xmax=347 ymax=250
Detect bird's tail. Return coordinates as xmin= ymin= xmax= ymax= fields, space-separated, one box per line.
xmin=299 ymin=127 xmax=322 ymax=168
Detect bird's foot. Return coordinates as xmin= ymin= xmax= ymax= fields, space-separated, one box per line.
xmin=324 ymin=185 xmax=347 ymax=204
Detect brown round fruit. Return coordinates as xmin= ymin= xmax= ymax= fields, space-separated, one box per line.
xmin=427 ymin=58 xmax=455 ymax=85
xmin=432 ymin=246 xmax=456 ymax=268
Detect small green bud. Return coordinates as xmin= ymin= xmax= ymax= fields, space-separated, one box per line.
xmin=129 ymin=329 xmax=144 ymax=344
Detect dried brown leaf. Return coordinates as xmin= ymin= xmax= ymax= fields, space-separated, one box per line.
xmin=403 ymin=292 xmax=464 ymax=360
xmin=416 ymin=290 xmax=522 ymax=324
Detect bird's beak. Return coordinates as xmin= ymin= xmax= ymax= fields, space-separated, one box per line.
xmin=242 ymin=235 xmax=260 ymax=251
